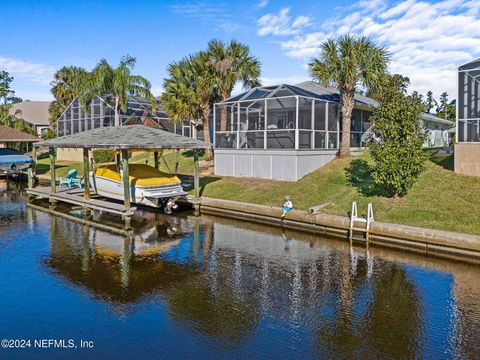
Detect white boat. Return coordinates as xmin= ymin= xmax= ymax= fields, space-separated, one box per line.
xmin=89 ymin=163 xmax=186 ymax=213
xmin=0 ymin=148 xmax=32 ymax=173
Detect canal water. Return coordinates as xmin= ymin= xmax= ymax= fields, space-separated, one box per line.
xmin=0 ymin=182 xmax=479 ymax=359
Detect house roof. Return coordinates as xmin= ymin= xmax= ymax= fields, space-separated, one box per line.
xmin=0 ymin=126 xmax=40 ymax=142
xmin=295 ymin=81 xmax=381 ymax=108
xmin=420 ymin=112 xmax=453 ymax=126
xmin=35 ymin=125 xmax=210 ymax=149
xmin=221 ymin=80 xmax=453 ymax=126
xmin=459 ymin=57 xmax=480 ymax=70
xmin=220 ymin=81 xmax=381 ymax=108
xmin=219 ymin=83 xmax=338 ymax=103
xmin=10 ymin=101 xmax=51 ymax=126
xmin=458 ymin=58 xmax=480 ymax=81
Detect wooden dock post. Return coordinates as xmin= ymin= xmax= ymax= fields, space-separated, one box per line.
xmin=121 ymin=149 xmax=131 ymax=209
xmin=121 ymin=149 xmax=132 ymax=229
xmin=193 ymin=149 xmax=200 ymax=216
xmin=28 ymin=145 xmax=35 ymax=189
xmin=27 ymin=168 xmax=33 ymax=189
xmin=83 ymin=148 xmax=90 ymax=201
xmin=32 ymin=146 xmax=37 ymax=178
xmin=154 ymin=151 xmax=160 ymax=170
xmin=49 ymin=147 xmax=56 ymax=202
xmin=193 ymin=149 xmax=200 ymax=199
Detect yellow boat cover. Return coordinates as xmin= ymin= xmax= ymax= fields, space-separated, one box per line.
xmin=95 ymin=164 xmax=181 ymax=187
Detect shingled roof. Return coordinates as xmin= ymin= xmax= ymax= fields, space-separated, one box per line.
xmin=35 ymin=125 xmax=210 ymax=149
xmin=0 ymin=126 xmax=40 ymax=142
xmin=10 ymin=101 xmax=51 ymax=126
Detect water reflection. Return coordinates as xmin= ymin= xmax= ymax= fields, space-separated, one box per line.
xmin=46 ymin=214 xmax=197 ymax=305
xmin=0 ymin=180 xmax=36 ymax=239
xmin=22 ymin=200 xmax=480 ymax=357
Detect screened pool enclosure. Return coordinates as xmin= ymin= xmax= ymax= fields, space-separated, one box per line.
xmin=56 ymin=95 xmax=193 ymax=138
xmin=213 ymin=83 xmax=376 ymax=180
xmin=458 ymin=58 xmax=480 ymax=143
xmin=213 ymin=84 xmax=375 ymax=150
xmin=214 ymin=84 xmax=342 ymax=150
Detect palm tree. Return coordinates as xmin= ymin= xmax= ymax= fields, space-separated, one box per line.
xmin=162 ymin=51 xmax=217 ymax=160
xmin=207 ymin=39 xmax=261 ymax=132
xmin=79 ymin=55 xmax=156 ymax=126
xmin=309 ymin=34 xmax=389 ymax=158
xmin=49 ymin=66 xmax=87 ymax=127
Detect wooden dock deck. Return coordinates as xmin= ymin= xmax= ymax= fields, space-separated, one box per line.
xmin=26 ymin=186 xmax=136 ymax=217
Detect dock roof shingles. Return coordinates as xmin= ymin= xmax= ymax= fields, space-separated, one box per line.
xmin=35 ymin=125 xmax=210 ymax=149
xmin=0 ymin=126 xmax=40 ymax=142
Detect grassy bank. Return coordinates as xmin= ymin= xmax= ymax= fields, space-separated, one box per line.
xmin=36 ymin=149 xmax=480 ymax=235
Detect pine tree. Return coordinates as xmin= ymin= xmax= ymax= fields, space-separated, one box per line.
xmin=423 ymin=91 xmax=437 ymax=113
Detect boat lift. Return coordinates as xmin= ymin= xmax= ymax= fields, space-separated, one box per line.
xmin=348 ymin=201 xmax=374 ymax=247
xmin=27 ymin=125 xmax=210 ymax=227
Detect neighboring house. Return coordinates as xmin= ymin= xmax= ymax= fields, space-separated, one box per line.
xmin=422 ymin=113 xmax=452 ymax=147
xmin=456 ymin=58 xmax=480 ymax=176
xmin=212 ymin=81 xmax=451 ymax=181
xmin=56 ymin=95 xmax=197 ymax=138
xmin=0 ymin=125 xmax=39 ymax=150
xmin=54 ymin=95 xmax=197 ymax=161
xmin=10 ymin=101 xmax=51 ymax=136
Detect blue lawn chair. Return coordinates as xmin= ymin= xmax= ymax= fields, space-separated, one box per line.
xmin=59 ymin=169 xmax=83 ymax=189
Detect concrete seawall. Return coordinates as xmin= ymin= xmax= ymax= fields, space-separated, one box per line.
xmin=198 ymin=197 xmax=480 ymax=263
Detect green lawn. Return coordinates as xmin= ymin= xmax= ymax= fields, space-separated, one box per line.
xmin=36 ymin=149 xmax=480 ymax=234
xmin=36 ymin=157 xmax=84 ymax=178
xmin=199 ymin=149 xmax=480 ymax=235
xmin=36 ymin=150 xmax=203 ymax=179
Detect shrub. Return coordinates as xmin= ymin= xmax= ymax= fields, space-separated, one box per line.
xmin=41 ymin=129 xmax=56 ymax=140
xmin=93 ymin=149 xmax=115 ymax=164
xmin=368 ymin=87 xmax=427 ymax=197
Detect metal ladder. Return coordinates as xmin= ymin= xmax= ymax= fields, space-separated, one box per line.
xmin=349 ymin=202 xmax=374 ymax=246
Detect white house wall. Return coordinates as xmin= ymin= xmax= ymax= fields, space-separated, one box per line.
xmin=215 ymin=149 xmax=337 ymax=181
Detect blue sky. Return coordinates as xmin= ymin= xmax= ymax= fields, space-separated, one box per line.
xmin=1 ymin=0 xmax=479 ymax=101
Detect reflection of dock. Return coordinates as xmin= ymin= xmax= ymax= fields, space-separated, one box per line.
xmin=27 ymin=201 xmax=132 ymax=236
xmin=27 ymin=186 xmax=136 ymax=216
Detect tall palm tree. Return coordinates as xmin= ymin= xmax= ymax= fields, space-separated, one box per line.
xmin=207 ymin=39 xmax=261 ymax=132
xmin=49 ymin=66 xmax=87 ymax=127
xmin=79 ymin=55 xmax=156 ymax=126
xmin=162 ymin=51 xmax=217 ymax=160
xmin=309 ymin=34 xmax=389 ymax=158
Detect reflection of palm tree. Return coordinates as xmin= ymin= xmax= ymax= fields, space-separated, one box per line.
xmin=363 ymin=263 xmax=423 ymax=357
xmin=202 ymin=220 xmax=214 ymax=261
xmin=315 ymin=251 xmax=422 ymax=358
xmin=166 ymin=258 xmax=259 ymax=343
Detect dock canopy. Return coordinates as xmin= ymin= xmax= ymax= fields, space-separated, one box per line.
xmin=35 ymin=125 xmax=210 ymax=149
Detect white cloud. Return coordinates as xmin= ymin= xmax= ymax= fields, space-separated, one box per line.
xmin=281 ymin=32 xmax=327 ymax=58
xmin=256 ymin=0 xmax=480 ymax=98
xmin=170 ymin=2 xmax=239 ymax=33
xmin=257 ymin=8 xmax=311 ymax=36
xmin=257 ymin=0 xmax=268 ymax=9
xmin=0 ymin=56 xmax=55 ymax=85
xmin=151 ymin=85 xmax=164 ymax=97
